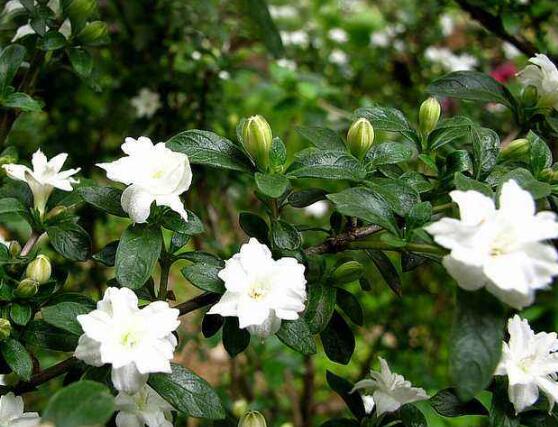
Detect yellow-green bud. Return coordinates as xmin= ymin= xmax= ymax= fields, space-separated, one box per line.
xmin=540 ymin=168 xmax=558 ymax=183
xmin=45 ymin=206 xmax=68 ymax=221
xmin=238 ymin=411 xmax=267 ymax=427
xmin=232 ymin=399 xmax=248 ymax=418
xmin=500 ymin=138 xmax=530 ymax=161
xmin=419 ymin=97 xmax=441 ymax=136
xmin=346 ymin=118 xmax=375 ymax=159
xmin=25 ymin=255 xmax=52 ymax=284
xmin=241 ymin=115 xmax=273 ymax=170
xmin=15 ymin=278 xmax=39 ymax=298
xmin=8 ymin=241 xmax=21 ymax=257
xmin=77 ymin=21 xmax=109 ymax=46
xmin=332 ymin=260 xmax=364 ymax=284
xmin=0 ymin=319 xmax=11 ymax=341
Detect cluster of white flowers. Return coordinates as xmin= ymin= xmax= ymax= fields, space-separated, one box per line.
xmin=426 ymin=180 xmax=558 ymax=309
xmin=131 ymin=88 xmax=162 ymax=119
xmin=518 ymin=53 xmax=558 ymax=111
xmin=280 ymin=30 xmax=309 ymax=47
xmin=115 ymin=385 xmax=174 ymax=427
xmin=328 ymin=28 xmax=349 ymax=43
xmin=209 ymin=238 xmax=307 ymax=337
xmin=369 ymin=25 xmax=404 ymax=48
xmin=329 ymin=49 xmax=349 ymax=66
xmin=424 ymin=46 xmax=478 ymax=71
xmin=352 ymin=357 xmax=428 ymax=416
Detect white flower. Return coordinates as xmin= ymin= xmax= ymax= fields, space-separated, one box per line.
xmin=3 ymin=0 xmax=25 ymax=15
xmin=329 ymin=49 xmax=349 ymax=65
xmin=0 ymin=393 xmax=40 ymax=427
xmin=191 ymin=51 xmax=202 ymax=61
xmin=503 ymin=42 xmax=521 ymax=59
xmin=131 ymin=89 xmax=162 ymax=119
xmin=97 ymin=137 xmax=192 ymax=223
xmin=439 ymin=14 xmax=455 ymax=37
xmin=496 ymin=315 xmax=558 ymax=414
xmin=218 ymin=70 xmax=230 ymax=80
xmin=304 ymin=200 xmax=329 ymax=218
xmin=3 ymin=149 xmax=80 ymax=215
xmin=518 ymin=54 xmax=558 ymax=110
xmin=276 ymin=59 xmax=297 ymax=71
xmin=425 ymin=46 xmax=478 ymax=71
xmin=425 ymin=180 xmax=558 ymax=309
xmin=208 ymin=238 xmax=307 ymax=338
xmin=74 ymin=287 xmax=180 ymax=394
xmin=115 ymin=385 xmax=174 ymax=427
xmin=362 ymin=394 xmax=375 ymax=414
xmin=281 ymin=30 xmax=309 ymax=47
xmin=328 ymin=28 xmax=348 ymax=43
xmin=268 ymin=5 xmax=297 ymax=19
xmin=352 ymin=357 xmax=428 ymax=416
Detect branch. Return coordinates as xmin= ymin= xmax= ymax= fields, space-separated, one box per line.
xmin=175 ymin=292 xmax=220 ymax=316
xmin=304 ymin=225 xmax=382 ymax=255
xmin=20 ymin=232 xmax=42 ymax=257
xmin=13 ymin=357 xmax=79 ymax=394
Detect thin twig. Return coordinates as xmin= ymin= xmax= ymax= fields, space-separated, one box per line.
xmin=13 ymin=357 xmax=79 ymax=394
xmin=20 ymin=232 xmax=42 ymax=257
xmin=175 ymin=292 xmax=220 ymax=316
xmin=304 ymin=225 xmax=382 ymax=255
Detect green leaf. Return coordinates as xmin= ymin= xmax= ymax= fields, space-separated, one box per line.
xmin=335 ymin=288 xmax=363 ymax=326
xmin=354 ymin=105 xmax=412 ymax=132
xmin=0 ymin=338 xmax=33 ymax=380
xmin=287 ymin=189 xmax=327 ymax=207
xmin=367 ymin=250 xmax=401 ymax=296
xmin=454 ymin=173 xmax=493 ymax=197
xmin=528 ymin=131 xmax=552 ymax=177
xmin=160 ymin=209 xmax=204 ymax=235
xmin=326 ymin=371 xmax=365 ymax=420
xmin=202 ymin=314 xmax=224 ymax=338
xmin=239 ymin=212 xmax=269 ymax=244
xmin=400 ymin=404 xmax=427 ymax=427
xmin=471 ymin=126 xmax=499 ymax=180
xmin=42 ymin=302 xmax=92 ymax=335
xmin=427 ymin=71 xmax=517 ymax=110
xmin=181 ymin=263 xmax=225 ymax=294
xmin=271 ymin=220 xmax=302 ymax=250
xmin=0 ymin=197 xmax=27 ymax=215
xmin=255 ymin=173 xmax=290 ymax=198
xmin=498 ymin=168 xmax=551 ymax=200
xmin=270 ymin=137 xmax=287 ymax=169
xmin=92 ymin=240 xmax=118 ymax=266
xmin=240 ymin=0 xmax=284 ymax=58
xmin=43 ymin=380 xmax=115 ymax=427
xmin=367 ymin=178 xmax=420 ymax=216
xmin=38 ymin=30 xmax=67 ymax=50
xmin=67 ymin=47 xmax=93 ymax=78
xmin=327 ymin=187 xmax=399 ymax=235
xmin=304 ymin=283 xmax=336 ymax=334
xmin=400 ymin=171 xmax=433 ymax=193
xmin=166 ymin=130 xmax=253 ymax=173
xmin=428 ymin=116 xmax=473 ymax=151
xmin=320 ymin=310 xmax=355 ymax=365
xmin=10 ymin=303 xmax=32 ymax=326
xmin=490 ymin=377 xmax=520 ymax=427
xmin=446 ymin=150 xmax=473 ymax=177
xmin=0 ymin=44 xmax=25 ymax=95
xmin=47 ymin=221 xmax=91 ymax=261
xmin=148 ymin=363 xmax=225 ymax=419
xmin=60 ymin=0 xmax=97 ymax=34
xmin=2 ymin=92 xmax=43 ymax=112
xmin=22 ymin=320 xmax=78 ymax=352
xmin=115 ymin=224 xmax=162 ymax=289
xmin=331 ymin=261 xmax=364 ymax=285
xmin=405 ymin=201 xmax=432 ymax=231
xmin=287 ymin=148 xmax=366 ymax=181
xmin=79 ymin=186 xmax=126 ymax=216
xmin=296 ymin=126 xmax=345 ymax=151
xmin=276 ymin=317 xmax=316 ymax=355
xmin=450 ymin=289 xmax=505 ymax=401
xmin=222 ymin=317 xmax=250 ymax=357
xmin=366 ymin=142 xmax=413 ymax=167
xmin=429 ymin=388 xmax=488 ymax=417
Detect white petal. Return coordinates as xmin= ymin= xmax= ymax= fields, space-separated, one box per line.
xmin=74 ymin=335 xmax=104 ymax=366
xmin=372 ymin=390 xmax=402 ymax=416
xmin=508 ymin=381 xmax=539 ymax=414
xmin=8 ymin=414 xmax=41 ymax=427
xmin=0 ymin=393 xmax=24 ymax=419
xmin=238 ymin=238 xmax=274 ymax=273
xmin=139 ymin=301 xmax=179 ymax=338
xmin=116 ymin=412 xmax=142 ymax=427
xmin=537 ymin=376 xmax=558 ymax=413
xmin=121 ymin=185 xmax=155 ymax=223
xmin=498 ymin=180 xmax=535 ymax=219
xmin=155 ymin=194 xmax=188 ymax=222
xmin=207 ymin=291 xmax=240 ymax=317
xmin=246 ymin=313 xmax=281 ymax=337
xmin=218 ymin=257 xmax=249 ymax=293
xmin=442 ymin=256 xmax=486 ymax=290
xmin=362 ymin=395 xmax=375 ymax=414
xmin=2 ymin=164 xmax=30 ymax=182
xmin=112 ymin=364 xmax=149 ymax=394
xmin=47 ymin=153 xmax=68 ymax=173
xmin=450 ymin=190 xmax=496 ymax=226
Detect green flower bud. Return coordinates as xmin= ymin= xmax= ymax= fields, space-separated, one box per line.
xmin=8 ymin=241 xmax=21 ymax=258
xmin=332 ymin=260 xmax=364 ymax=284
xmin=419 ymin=97 xmax=441 ymax=136
xmin=15 ymin=278 xmax=39 ymax=298
xmin=0 ymin=319 xmax=11 ymax=341
xmin=346 ymin=118 xmax=375 ymax=159
xmin=522 ymin=85 xmax=538 ymax=107
xmin=499 ymin=138 xmax=530 ymax=162
xmin=238 ymin=411 xmax=267 ymax=427
xmin=241 ymin=115 xmax=273 ymax=170
xmin=45 ymin=206 xmax=68 ymax=221
xmin=25 ymin=255 xmax=52 ymax=284
xmin=77 ymin=21 xmax=110 ymax=46
xmin=232 ymin=399 xmax=248 ymax=418
xmin=540 ymin=167 xmax=558 ymax=183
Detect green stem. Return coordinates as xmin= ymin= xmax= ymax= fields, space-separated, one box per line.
xmin=432 ymin=202 xmax=454 ymax=213
xmin=159 ymin=260 xmax=170 ymax=301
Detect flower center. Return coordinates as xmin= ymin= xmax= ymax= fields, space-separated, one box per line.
xmin=490 ymin=230 xmax=516 ymax=257
xmin=518 ymin=355 xmax=537 ymax=373
xmin=248 ymin=282 xmax=269 ymax=301
xmin=119 ymin=329 xmax=141 ymax=348
xmin=151 ymin=169 xmax=165 ymax=179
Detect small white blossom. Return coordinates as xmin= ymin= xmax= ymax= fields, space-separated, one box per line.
xmin=503 ymin=42 xmax=521 ymax=59
xmin=0 ymin=393 xmax=40 ymax=427
xmin=3 ymin=149 xmax=80 ymax=215
xmin=218 ymin=70 xmax=230 ymax=80
xmin=191 ymin=51 xmax=202 ymax=60
xmin=425 ymin=46 xmax=478 ymax=71
xmin=97 ymin=137 xmax=192 ymax=224
xmin=281 ymin=30 xmax=309 ymax=47
xmin=439 ymin=14 xmax=455 ymax=37
xmin=304 ymin=200 xmax=329 ymax=218
xmin=276 ymin=59 xmax=297 ymax=71
xmin=74 ymin=287 xmax=180 ymax=394
xmin=208 ymin=238 xmax=307 ymax=338
xmin=328 ymin=28 xmax=349 ymax=43
xmin=496 ymin=315 xmax=558 ymax=414
xmin=352 ymin=357 xmax=428 ymax=416
xmin=329 ymin=49 xmax=349 ymax=65
xmin=268 ymin=5 xmax=298 ymax=19
xmin=518 ymin=54 xmax=558 ymax=110
xmin=115 ymin=385 xmax=174 ymax=427
xmin=425 ymin=180 xmax=558 ymax=309
xmin=131 ymin=89 xmax=162 ymax=119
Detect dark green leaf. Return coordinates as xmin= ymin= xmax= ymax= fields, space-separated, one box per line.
xmin=367 ymin=178 xmax=420 ymax=216
xmin=10 ymin=303 xmax=32 ymax=326
xmin=255 ymin=173 xmax=290 ymax=198
xmin=202 ymin=314 xmax=224 ymax=338
xmin=0 ymin=44 xmax=25 ymax=95
xmin=429 ymin=116 xmax=473 ymax=150
xmin=354 ymin=105 xmax=412 ymax=132
xmin=367 ymin=250 xmax=401 ymax=296
xmin=0 ymin=197 xmax=27 ymax=215
xmin=335 ymin=288 xmax=363 ymax=326
xmin=47 ymin=222 xmax=91 ymax=261
xmin=304 ymin=283 xmax=336 ymax=334
xmin=405 ymin=201 xmax=432 ymax=231
xmin=490 ymin=377 xmax=520 ymax=427
xmin=222 ymin=317 xmax=250 ymax=357
xmin=181 ymin=263 xmax=225 ymax=294
xmin=67 ymin=47 xmax=93 ymax=78
xmin=366 ymin=142 xmax=413 ymax=167
xmin=454 ymin=173 xmax=493 ymax=197
xmin=321 ymin=311 xmax=355 ymax=365
xmin=287 ymin=189 xmax=327 ymax=207
xmin=276 ymin=317 xmax=316 ymax=355
xmin=60 ymin=0 xmax=97 ymax=34
xmin=240 ymin=0 xmax=284 ymax=58
xmin=320 ymin=419 xmax=360 ymax=427
xmin=471 ymin=126 xmax=499 ymax=180
xmin=326 ymin=370 xmax=365 ymax=420
xmin=498 ymin=168 xmax=551 ymax=200
xmin=270 ymin=137 xmax=287 ymax=169
xmin=79 ymin=186 xmax=126 ymax=217
xmin=528 ymin=131 xmax=552 ymax=177
xmin=287 ymin=148 xmax=366 ymax=181
xmin=429 ymin=388 xmax=488 ymax=417
xmin=2 ymin=92 xmax=42 ymax=112
xmin=38 ymin=30 xmax=67 ymax=50
xmin=239 ymin=212 xmax=269 ymax=244
xmin=92 ymin=240 xmax=118 ymax=266
xmin=160 ymin=209 xmax=204 ymax=235
xmin=400 ymin=404 xmax=427 ymax=427
xmin=0 ymin=338 xmax=33 ymax=380
xmin=271 ymin=220 xmax=302 ymax=250
xmin=42 ymin=302 xmax=92 ymax=335
xmin=296 ymin=126 xmax=345 ymax=151
xmin=22 ymin=320 xmax=78 ymax=352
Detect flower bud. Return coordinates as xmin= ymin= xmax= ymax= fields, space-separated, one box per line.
xmin=540 ymin=168 xmax=558 ymax=183
xmin=77 ymin=21 xmax=109 ymax=46
xmin=346 ymin=118 xmax=375 ymax=159
xmin=241 ymin=115 xmax=273 ymax=170
xmin=0 ymin=319 xmax=11 ymax=341
xmin=499 ymin=138 xmax=530 ymax=162
xmin=15 ymin=278 xmax=39 ymax=298
xmin=238 ymin=411 xmax=267 ymax=427
xmin=232 ymin=399 xmax=248 ymax=418
xmin=419 ymin=97 xmax=441 ymax=136
xmin=45 ymin=206 xmax=68 ymax=221
xmin=8 ymin=241 xmax=21 ymax=257
xmin=332 ymin=260 xmax=364 ymax=284
xmin=25 ymin=255 xmax=52 ymax=284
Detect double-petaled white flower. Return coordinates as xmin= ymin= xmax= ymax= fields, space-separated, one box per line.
xmin=352 ymin=357 xmax=428 ymax=416
xmin=518 ymin=54 xmax=558 ymax=111
xmin=2 ymin=149 xmax=80 ymax=216
xmin=115 ymin=385 xmax=174 ymax=427
xmin=208 ymin=238 xmax=307 ymax=338
xmin=74 ymin=287 xmax=180 ymax=394
xmin=97 ymin=137 xmax=192 ymax=224
xmin=496 ymin=315 xmax=558 ymax=414
xmin=425 ymin=180 xmax=558 ymax=309
xmin=0 ymin=393 xmax=40 ymax=427
xmin=131 ymin=89 xmax=162 ymax=119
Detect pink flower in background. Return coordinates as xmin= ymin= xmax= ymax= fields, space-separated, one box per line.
xmin=491 ymin=62 xmax=518 ymax=83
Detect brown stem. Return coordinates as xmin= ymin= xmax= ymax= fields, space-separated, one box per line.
xmin=304 ymin=225 xmax=382 ymax=255
xmin=175 ymin=292 xmax=220 ymax=316
xmin=13 ymin=357 xmax=79 ymax=394
xmin=300 ymin=356 xmax=315 ymax=427
xmin=20 ymin=232 xmax=42 ymax=257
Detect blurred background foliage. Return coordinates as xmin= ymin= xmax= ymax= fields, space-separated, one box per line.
xmin=1 ymin=0 xmax=558 ymax=426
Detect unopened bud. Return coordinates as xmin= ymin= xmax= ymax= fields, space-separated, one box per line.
xmin=238 ymin=411 xmax=267 ymax=427
xmin=45 ymin=206 xmax=67 ymax=221
xmin=8 ymin=241 xmax=21 ymax=257
xmin=540 ymin=167 xmax=558 ymax=183
xmin=77 ymin=21 xmax=109 ymax=46
xmin=15 ymin=278 xmax=39 ymax=298
xmin=241 ymin=115 xmax=273 ymax=170
xmin=522 ymin=85 xmax=538 ymax=107
xmin=346 ymin=118 xmax=375 ymax=159
xmin=500 ymin=138 xmax=529 ymax=161
xmin=332 ymin=260 xmax=364 ymax=284
xmin=232 ymin=399 xmax=248 ymax=418
xmin=25 ymin=255 xmax=52 ymax=284
xmin=0 ymin=319 xmax=11 ymax=341
xmin=419 ymin=97 xmax=441 ymax=136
